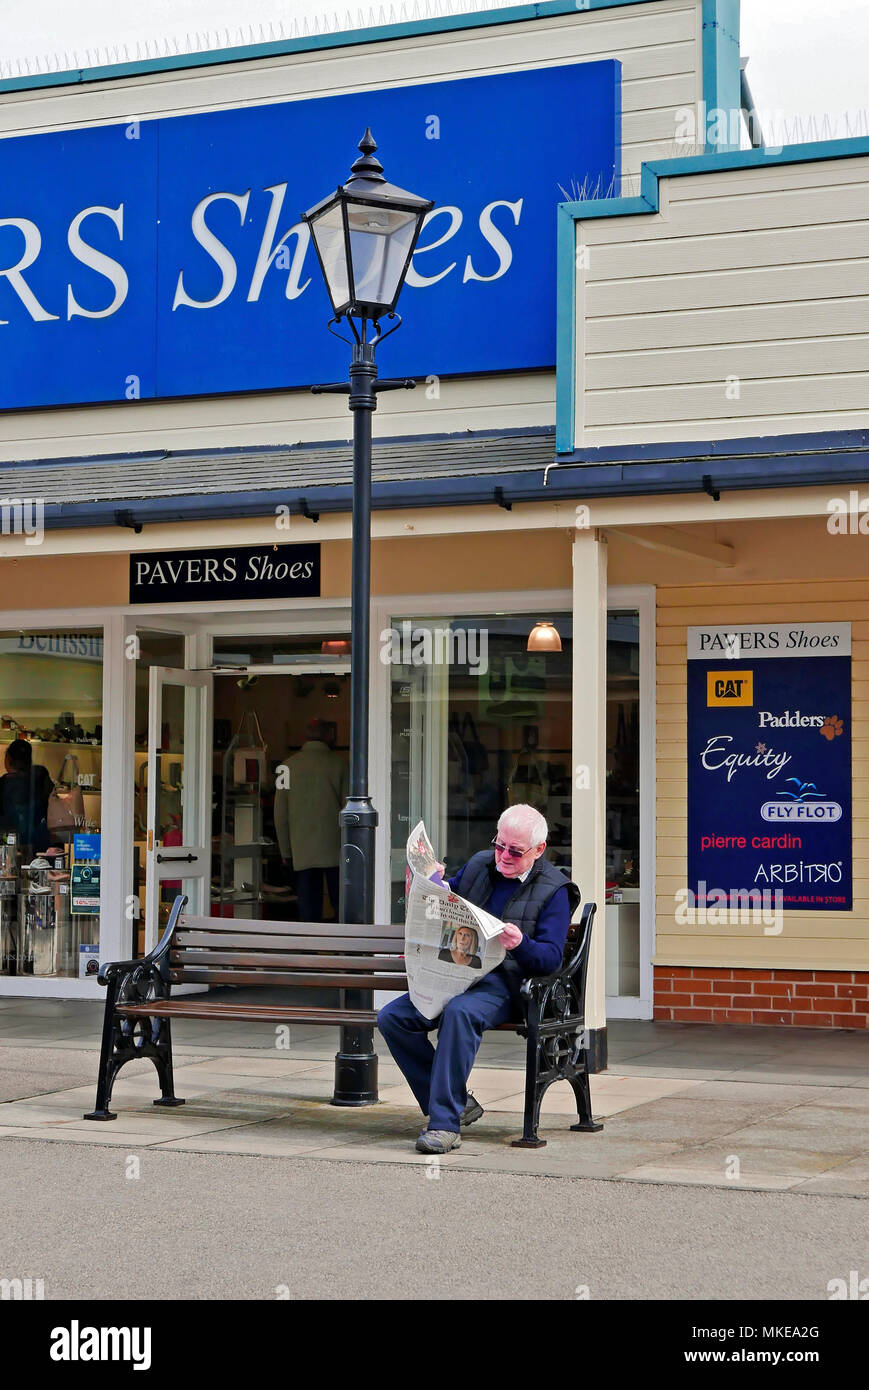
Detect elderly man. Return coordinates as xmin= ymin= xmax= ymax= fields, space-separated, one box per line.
xmin=377 ymin=803 xmax=580 ymax=1154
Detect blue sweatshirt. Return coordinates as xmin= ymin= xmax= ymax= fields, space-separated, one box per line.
xmin=447 ymin=865 xmax=571 ymax=977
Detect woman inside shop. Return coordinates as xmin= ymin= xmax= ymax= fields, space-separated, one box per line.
xmin=0 ymin=739 xmax=53 ymax=854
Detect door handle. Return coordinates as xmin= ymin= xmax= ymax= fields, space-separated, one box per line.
xmin=156 ymin=852 xmax=198 ymax=864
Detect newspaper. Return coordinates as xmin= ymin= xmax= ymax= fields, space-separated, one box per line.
xmin=404 ymin=821 xmax=506 ymax=1019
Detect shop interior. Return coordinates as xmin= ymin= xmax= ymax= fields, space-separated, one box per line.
xmin=388 ymin=616 xmax=576 ymax=922
xmin=134 ymin=632 xmax=352 ymax=951
xmin=0 ymin=630 xmax=103 ymax=979
xmin=388 ymin=611 xmax=641 ymax=997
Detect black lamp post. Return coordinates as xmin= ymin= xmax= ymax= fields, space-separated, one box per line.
xmin=302 ymin=130 xmax=433 ymax=1106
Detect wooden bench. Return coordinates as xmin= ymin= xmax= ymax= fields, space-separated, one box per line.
xmin=84 ymin=896 xmax=602 ymax=1147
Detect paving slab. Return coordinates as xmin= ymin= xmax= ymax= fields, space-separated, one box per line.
xmin=617 ymin=1166 xmax=801 ymax=1192
xmin=621 ymin=1141 xmax=855 ymax=1179
xmin=606 ymin=1063 xmax=743 ymax=1081
xmin=734 ymin=1063 xmax=869 ymax=1084
xmin=591 ymin=1075 xmax=702 ymax=1099
xmin=790 ymin=1155 xmax=869 ymax=1197
xmin=174 ymin=1056 xmax=329 ymax=1078
xmin=807 ymin=1089 xmax=869 ymax=1111
xmin=678 ymin=1080 xmax=840 ymax=1106
xmin=597 ymin=1097 xmax=780 ymax=1143
xmin=709 ymin=1121 xmax=867 ymax=1158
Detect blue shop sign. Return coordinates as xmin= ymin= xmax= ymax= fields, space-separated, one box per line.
xmin=0 ymin=61 xmax=620 ymax=410
xmin=687 ymin=624 xmax=852 ymax=912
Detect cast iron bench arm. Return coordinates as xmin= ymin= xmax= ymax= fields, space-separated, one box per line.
xmin=518 ymin=902 xmax=596 ymax=1000
xmin=97 ymin=895 xmax=187 ymax=986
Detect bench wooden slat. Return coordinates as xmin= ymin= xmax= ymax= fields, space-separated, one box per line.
xmin=115 ymin=1000 xmax=522 ymax=1031
xmin=174 ymin=931 xmax=403 ymax=953
xmin=116 ymin=1002 xmax=383 ymax=1024
xmin=169 ymin=950 xmax=406 ymax=971
xmin=180 ymin=915 xmax=403 ymax=939
xmin=168 ymin=969 xmax=408 ymax=989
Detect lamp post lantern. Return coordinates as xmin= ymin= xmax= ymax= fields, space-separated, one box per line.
xmin=302 ymin=130 xmax=433 ymax=1106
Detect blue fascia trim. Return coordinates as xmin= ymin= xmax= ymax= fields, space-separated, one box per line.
xmin=555 ymin=426 xmax=869 ymax=466
xmin=702 ymin=0 xmax=741 ymax=153
xmin=34 ymin=429 xmax=869 ymax=530
xmin=555 ymin=207 xmax=577 ymax=455
xmin=0 ymin=0 xmax=664 ymax=93
xmin=557 ymin=133 xmax=869 ymax=452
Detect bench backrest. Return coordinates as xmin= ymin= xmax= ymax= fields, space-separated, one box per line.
xmin=156 ymin=897 xmax=596 ymax=993
xmin=165 ymin=910 xmax=407 ymax=990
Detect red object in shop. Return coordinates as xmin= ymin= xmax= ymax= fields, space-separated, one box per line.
xmin=162 ymin=818 xmax=182 ymax=894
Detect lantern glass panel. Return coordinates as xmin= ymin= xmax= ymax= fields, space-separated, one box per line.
xmin=346 ymin=200 xmax=418 ymax=309
xmin=309 ymin=202 xmax=350 ymax=310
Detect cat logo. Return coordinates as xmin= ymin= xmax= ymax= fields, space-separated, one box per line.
xmin=707 ymin=671 xmax=753 ymax=706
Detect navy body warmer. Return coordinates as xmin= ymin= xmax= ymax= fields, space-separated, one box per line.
xmin=454 ymin=850 xmax=581 ymax=987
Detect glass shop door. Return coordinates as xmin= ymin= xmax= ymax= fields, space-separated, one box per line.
xmin=143 ymin=667 xmax=212 ymax=952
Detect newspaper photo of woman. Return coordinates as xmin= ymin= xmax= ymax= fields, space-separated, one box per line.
xmin=437 ymin=924 xmax=482 ymax=970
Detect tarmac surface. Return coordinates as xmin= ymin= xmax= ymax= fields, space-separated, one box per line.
xmin=0 ymin=1137 xmax=863 ymax=1300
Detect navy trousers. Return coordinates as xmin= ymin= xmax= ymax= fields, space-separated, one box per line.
xmin=377 ymin=971 xmax=517 ymax=1133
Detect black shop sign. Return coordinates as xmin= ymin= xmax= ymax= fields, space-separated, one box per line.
xmin=130 ymin=544 xmax=320 ymax=604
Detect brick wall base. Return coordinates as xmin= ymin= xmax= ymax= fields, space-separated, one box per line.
xmin=653 ymin=967 xmax=869 ymax=1028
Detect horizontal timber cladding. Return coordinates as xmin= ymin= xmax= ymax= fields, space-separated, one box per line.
xmin=0 ymin=0 xmax=702 ymax=463
xmin=654 ymin=581 xmax=869 ymax=975
xmin=577 ymin=153 xmax=869 ymax=444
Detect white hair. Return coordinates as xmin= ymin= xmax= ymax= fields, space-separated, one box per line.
xmin=498 ymin=803 xmax=548 ymax=848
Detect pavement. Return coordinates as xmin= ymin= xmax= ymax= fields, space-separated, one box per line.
xmin=0 ymin=999 xmax=867 ymax=1196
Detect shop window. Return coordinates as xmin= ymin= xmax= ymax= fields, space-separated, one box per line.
xmin=389 ymin=615 xmax=572 ymax=921
xmin=0 ymin=628 xmax=104 ymax=979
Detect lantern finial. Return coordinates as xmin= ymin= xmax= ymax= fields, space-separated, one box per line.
xmin=348 ymin=128 xmax=385 ymax=184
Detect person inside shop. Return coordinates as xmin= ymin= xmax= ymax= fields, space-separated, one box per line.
xmin=0 ymin=738 xmax=53 ymax=855
xmin=274 ymin=717 xmax=348 ymax=923
xmin=378 ymin=803 xmax=580 ymax=1155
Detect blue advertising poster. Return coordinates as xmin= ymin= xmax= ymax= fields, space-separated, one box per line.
xmin=687 ymin=624 xmax=852 ymax=911
xmin=73 ymin=833 xmax=101 ymax=862
xmin=0 ymin=60 xmax=620 ymax=410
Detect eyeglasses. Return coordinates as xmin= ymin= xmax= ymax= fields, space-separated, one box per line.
xmin=491 ymin=837 xmax=531 ymax=860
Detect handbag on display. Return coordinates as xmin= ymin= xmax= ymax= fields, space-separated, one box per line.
xmin=47 ymin=754 xmax=86 ymax=831
xmin=507 ymin=748 xmax=550 ymax=814
xmin=232 ymin=711 xmax=267 ymax=785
